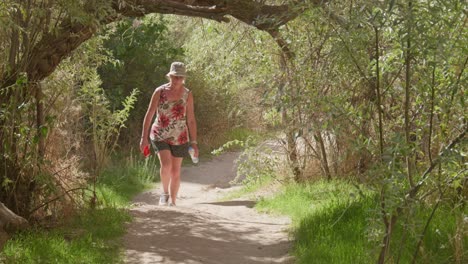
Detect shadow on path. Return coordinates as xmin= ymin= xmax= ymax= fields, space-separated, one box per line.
xmin=199 ymin=200 xmax=256 ymax=208
xmin=124 ymin=151 xmax=292 ymax=264
xmin=125 ymin=207 xmax=290 ymax=264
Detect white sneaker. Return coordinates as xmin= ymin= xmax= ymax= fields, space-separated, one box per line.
xmin=159 ymin=193 xmax=169 ymax=206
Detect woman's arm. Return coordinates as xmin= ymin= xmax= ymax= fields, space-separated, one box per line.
xmin=140 ymin=89 xmax=160 ymax=152
xmin=186 ymin=91 xmax=198 ymax=156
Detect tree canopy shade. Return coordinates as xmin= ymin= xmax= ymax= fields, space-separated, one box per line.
xmin=0 ymin=0 xmax=306 ymax=221
xmin=1 ymin=0 xmax=307 ymax=88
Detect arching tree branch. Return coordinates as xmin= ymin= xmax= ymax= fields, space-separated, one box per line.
xmin=2 ymin=0 xmax=307 ymax=87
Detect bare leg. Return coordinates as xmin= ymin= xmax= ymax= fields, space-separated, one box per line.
xmin=169 ymin=156 xmax=183 ymax=205
xmin=157 ymin=150 xmax=173 ymax=195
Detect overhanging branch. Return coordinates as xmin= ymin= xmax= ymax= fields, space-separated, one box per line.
xmin=7 ymin=0 xmax=306 ymax=85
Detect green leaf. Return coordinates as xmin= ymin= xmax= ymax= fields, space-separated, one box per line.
xmin=41 ymin=126 xmax=48 ymax=137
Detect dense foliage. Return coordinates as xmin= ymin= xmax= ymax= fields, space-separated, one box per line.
xmin=178 ymin=1 xmax=467 ymax=262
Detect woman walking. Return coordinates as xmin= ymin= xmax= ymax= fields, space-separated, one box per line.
xmin=140 ymin=62 xmax=198 ymax=206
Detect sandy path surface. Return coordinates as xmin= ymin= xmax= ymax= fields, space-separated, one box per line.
xmin=123 ymin=152 xmax=292 ymax=264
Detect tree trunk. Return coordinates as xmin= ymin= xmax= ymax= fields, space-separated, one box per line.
xmin=267 ymin=28 xmax=303 ymax=181
xmin=374 ymin=26 xmax=384 ymax=158
xmin=314 ymin=131 xmax=331 ymax=180
xmin=0 ymin=202 xmax=29 ymax=249
xmin=404 ymin=0 xmax=415 ymax=188
xmin=35 ymin=82 xmax=45 ymax=159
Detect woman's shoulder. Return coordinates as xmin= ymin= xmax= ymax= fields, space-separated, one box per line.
xmin=154 ymin=83 xmax=170 ymax=93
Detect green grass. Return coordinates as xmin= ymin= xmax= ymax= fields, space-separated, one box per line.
xmin=95 ymin=155 xmax=158 ymax=207
xmin=256 ymin=180 xmax=466 ymax=264
xmin=1 ymin=208 xmax=130 ymax=264
xmin=256 ymin=180 xmax=377 ymax=263
xmin=1 ymin=155 xmax=158 ymax=264
xmin=225 ymin=127 xmax=261 ymax=142
xmin=388 ymin=203 xmax=467 ymax=264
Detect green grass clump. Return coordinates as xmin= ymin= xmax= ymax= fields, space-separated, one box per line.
xmin=256 ymin=180 xmax=373 ymax=222
xmin=256 ymin=180 xmax=377 ymax=263
xmin=293 ymin=197 xmax=376 ymax=263
xmin=257 ymin=180 xmax=465 ymax=263
xmin=1 ymin=155 xmax=157 ymax=264
xmin=1 ymin=208 xmax=130 ymax=264
xmin=95 ymin=156 xmax=157 ymax=207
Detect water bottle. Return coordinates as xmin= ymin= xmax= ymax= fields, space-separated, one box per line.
xmin=188 ymin=146 xmax=199 ymax=164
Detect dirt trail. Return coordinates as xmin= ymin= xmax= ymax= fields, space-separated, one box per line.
xmin=124 ymin=152 xmax=292 ymax=264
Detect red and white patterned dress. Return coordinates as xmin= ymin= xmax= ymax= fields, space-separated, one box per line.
xmin=150 ymin=84 xmax=190 ymax=145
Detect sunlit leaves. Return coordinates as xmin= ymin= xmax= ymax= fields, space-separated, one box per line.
xmin=80 ymin=69 xmax=139 ymax=174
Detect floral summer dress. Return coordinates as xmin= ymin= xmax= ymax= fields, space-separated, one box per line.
xmin=150 ymin=85 xmax=190 ymax=145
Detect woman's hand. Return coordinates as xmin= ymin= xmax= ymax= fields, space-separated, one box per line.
xmin=140 ymin=138 xmax=149 ymax=154
xmin=140 ymin=89 xmax=160 ymax=156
